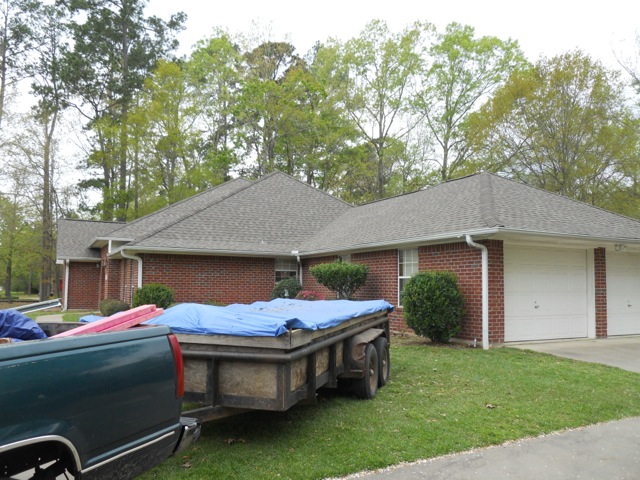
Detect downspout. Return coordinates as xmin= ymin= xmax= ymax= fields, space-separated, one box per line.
xmin=63 ymin=260 xmax=70 ymax=312
xmin=465 ymin=235 xmax=489 ymax=350
xmin=120 ymin=250 xmax=143 ymax=290
xmin=292 ymin=250 xmax=302 ymax=286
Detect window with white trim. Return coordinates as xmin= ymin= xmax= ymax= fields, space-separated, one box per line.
xmin=398 ymin=248 xmax=419 ymax=306
xmin=275 ymin=258 xmax=298 ymax=282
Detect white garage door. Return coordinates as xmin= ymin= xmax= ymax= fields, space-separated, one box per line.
xmin=607 ymin=251 xmax=640 ymax=336
xmin=504 ymin=245 xmax=588 ymax=342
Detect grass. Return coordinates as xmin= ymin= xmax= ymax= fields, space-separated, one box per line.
xmin=141 ymin=337 xmax=640 ymax=480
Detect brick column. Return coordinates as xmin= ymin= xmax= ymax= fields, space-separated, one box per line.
xmin=594 ymin=247 xmax=607 ymax=337
xmin=486 ymin=240 xmax=505 ymax=344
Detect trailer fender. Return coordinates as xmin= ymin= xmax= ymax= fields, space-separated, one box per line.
xmin=348 ymin=328 xmax=384 ymax=370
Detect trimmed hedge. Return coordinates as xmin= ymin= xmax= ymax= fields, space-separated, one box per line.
xmin=99 ymin=298 xmax=130 ymax=317
xmin=309 ymin=262 xmax=368 ymax=299
xmin=132 ymin=283 xmax=174 ymax=309
xmin=401 ymin=271 xmax=465 ymax=343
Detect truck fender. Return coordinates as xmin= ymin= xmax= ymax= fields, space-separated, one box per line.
xmin=0 ymin=435 xmax=82 ymax=476
xmin=347 ymin=328 xmax=384 ymax=371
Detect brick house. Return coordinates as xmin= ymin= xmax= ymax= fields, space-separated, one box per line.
xmin=57 ymin=172 xmax=640 ymax=346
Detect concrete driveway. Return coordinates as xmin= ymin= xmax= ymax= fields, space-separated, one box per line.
xmin=332 ymin=417 xmax=640 ymax=480
xmin=508 ymin=335 xmax=640 ymax=373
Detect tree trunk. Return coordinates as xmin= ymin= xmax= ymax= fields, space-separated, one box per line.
xmin=39 ymin=110 xmax=57 ymax=300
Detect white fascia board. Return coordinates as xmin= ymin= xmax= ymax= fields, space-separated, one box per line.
xmin=107 ymin=245 xmax=293 ymax=259
xmin=494 ymin=228 xmax=640 ymax=248
xmin=300 ymin=228 xmax=501 ymax=257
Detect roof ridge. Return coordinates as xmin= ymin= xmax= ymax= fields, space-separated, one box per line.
xmin=353 ymin=172 xmax=489 ymax=209
xmin=352 ymin=175 xmax=458 ymax=207
xmin=266 ymin=171 xmax=354 ymax=208
xmin=58 ymin=217 xmax=125 ymax=224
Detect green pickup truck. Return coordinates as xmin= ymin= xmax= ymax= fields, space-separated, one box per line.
xmin=0 ymin=323 xmax=200 ymax=479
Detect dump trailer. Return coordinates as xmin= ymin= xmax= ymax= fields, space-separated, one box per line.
xmin=40 ymin=299 xmax=393 ymax=424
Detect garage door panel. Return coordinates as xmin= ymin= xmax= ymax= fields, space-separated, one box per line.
xmin=607 ymin=251 xmax=640 ymax=336
xmin=505 ymin=245 xmax=588 ymax=342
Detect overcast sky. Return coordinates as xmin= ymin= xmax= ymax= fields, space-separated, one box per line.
xmin=148 ymin=0 xmax=639 ymax=72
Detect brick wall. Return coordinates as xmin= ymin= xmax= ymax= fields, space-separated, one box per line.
xmin=418 ymin=240 xmax=505 ymax=343
xmin=302 ymin=252 xmax=405 ymax=332
xmin=67 ymin=241 xmax=507 ymax=345
xmin=140 ymin=254 xmax=276 ymax=305
xmin=352 ymin=250 xmax=406 ymax=332
xmin=594 ymin=247 xmax=607 ymax=337
xmin=300 ymin=242 xmax=505 ymax=341
xmin=66 ymin=262 xmax=101 ymax=310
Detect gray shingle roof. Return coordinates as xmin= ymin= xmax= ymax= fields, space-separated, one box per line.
xmin=490 ymin=173 xmax=640 ymax=239
xmin=106 ymin=178 xmax=252 ymax=241
xmin=57 ymin=219 xmax=124 ymax=260
xmin=57 ymin=172 xmax=640 ymax=261
xmin=299 ymin=173 xmax=640 ymax=253
xmin=124 ymin=172 xmax=352 ymax=255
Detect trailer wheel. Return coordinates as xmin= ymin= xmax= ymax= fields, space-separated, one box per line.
xmin=374 ymin=336 xmax=390 ymax=387
xmin=354 ymin=343 xmax=379 ymax=399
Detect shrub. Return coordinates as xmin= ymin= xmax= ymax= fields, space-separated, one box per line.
xmin=99 ymin=298 xmax=130 ymax=317
xmin=295 ymin=290 xmax=325 ymax=301
xmin=132 ymin=283 xmax=174 ymax=309
xmin=401 ymin=271 xmax=465 ymax=343
xmin=271 ymin=277 xmax=302 ymax=300
xmin=309 ymin=262 xmax=368 ymax=299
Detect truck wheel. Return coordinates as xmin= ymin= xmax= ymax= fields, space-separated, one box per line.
xmin=354 ymin=343 xmax=379 ymax=399
xmin=374 ymin=336 xmax=390 ymax=387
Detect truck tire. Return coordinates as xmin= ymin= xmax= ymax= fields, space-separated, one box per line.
xmin=353 ymin=343 xmax=379 ymax=399
xmin=374 ymin=336 xmax=390 ymax=387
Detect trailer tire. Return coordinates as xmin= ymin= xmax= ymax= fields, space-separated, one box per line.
xmin=354 ymin=343 xmax=379 ymax=399
xmin=374 ymin=336 xmax=390 ymax=387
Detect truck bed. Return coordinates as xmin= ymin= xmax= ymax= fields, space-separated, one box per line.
xmin=0 ymin=324 xmax=198 ymax=479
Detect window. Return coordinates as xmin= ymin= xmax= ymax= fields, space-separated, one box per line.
xmin=398 ymin=248 xmax=419 ymax=306
xmin=275 ymin=258 xmax=298 ymax=282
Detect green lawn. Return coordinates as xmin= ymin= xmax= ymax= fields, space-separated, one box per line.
xmin=142 ymin=338 xmax=640 ymax=480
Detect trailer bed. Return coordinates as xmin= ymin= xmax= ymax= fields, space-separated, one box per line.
xmin=178 ymin=309 xmax=390 ymax=422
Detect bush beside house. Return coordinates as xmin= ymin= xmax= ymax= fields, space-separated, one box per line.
xmin=310 ymin=262 xmax=368 ymax=300
xmin=401 ymin=271 xmax=465 ymax=343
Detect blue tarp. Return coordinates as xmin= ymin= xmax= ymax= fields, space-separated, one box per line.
xmin=143 ymin=299 xmax=394 ymax=337
xmin=0 ymin=309 xmax=47 ymax=341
